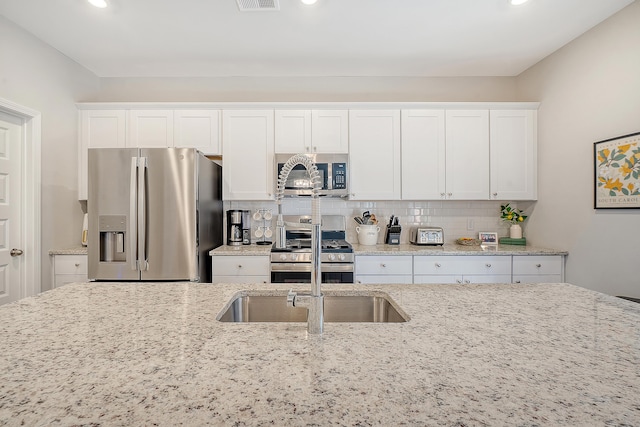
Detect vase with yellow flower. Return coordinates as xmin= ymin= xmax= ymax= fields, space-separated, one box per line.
xmin=500 ymin=204 xmax=527 ymax=239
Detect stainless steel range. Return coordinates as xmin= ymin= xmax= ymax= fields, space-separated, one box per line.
xmin=270 ymin=215 xmax=354 ymax=284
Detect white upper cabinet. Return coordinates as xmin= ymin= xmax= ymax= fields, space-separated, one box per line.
xmin=78 ymin=109 xmax=127 ymax=200
xmin=489 ymin=110 xmax=537 ymax=200
xmin=274 ymin=109 xmax=348 ymax=153
xmin=127 ymin=110 xmax=174 ymax=148
xmin=349 ymin=110 xmax=401 ymax=200
xmin=445 ymin=110 xmax=490 ymax=200
xmin=174 ymin=110 xmax=222 ymax=155
xmin=401 ymin=110 xmax=446 ymax=200
xmin=222 ymin=110 xmax=275 ymax=201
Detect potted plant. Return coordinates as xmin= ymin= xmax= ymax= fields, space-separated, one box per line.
xmin=500 ymin=203 xmax=527 ymax=239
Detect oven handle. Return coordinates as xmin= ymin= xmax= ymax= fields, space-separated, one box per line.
xmin=270 ymin=263 xmax=353 ymax=273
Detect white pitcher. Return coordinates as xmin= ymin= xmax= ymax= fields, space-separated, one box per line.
xmin=356 ymin=224 xmax=380 ymax=245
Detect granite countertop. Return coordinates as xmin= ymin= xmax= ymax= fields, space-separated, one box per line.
xmin=0 ymin=282 xmax=638 ymax=425
xmin=48 ymin=246 xmax=88 ymax=255
xmin=211 ymin=243 xmax=568 ymax=256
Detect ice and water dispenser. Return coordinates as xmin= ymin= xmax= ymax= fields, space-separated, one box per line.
xmin=99 ymin=215 xmax=127 ymax=262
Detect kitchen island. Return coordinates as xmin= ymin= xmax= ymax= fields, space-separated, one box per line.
xmin=1 ymin=282 xmax=638 ymax=425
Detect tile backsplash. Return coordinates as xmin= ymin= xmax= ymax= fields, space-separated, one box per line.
xmin=224 ymin=199 xmax=534 ymax=244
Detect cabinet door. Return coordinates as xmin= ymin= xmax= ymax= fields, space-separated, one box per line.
xmin=490 ymin=110 xmax=537 ymax=200
xmin=401 ymin=110 xmax=446 ymax=200
xmin=274 ymin=110 xmax=311 ymax=153
xmin=311 ymin=110 xmax=349 ymax=153
xmin=78 ymin=109 xmax=127 ymax=200
xmin=174 ymin=110 xmax=221 ymax=155
xmin=128 ymin=110 xmax=174 ymax=148
xmin=349 ymin=110 xmax=401 ymax=200
xmin=445 ymin=110 xmax=490 ymax=199
xmin=222 ymin=110 xmax=275 ymax=200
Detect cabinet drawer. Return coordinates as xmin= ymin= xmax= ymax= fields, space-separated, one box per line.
xmin=512 ymin=256 xmax=563 ymax=276
xmin=414 ymin=255 xmax=510 ymax=275
xmin=355 ymin=256 xmax=412 ymax=276
xmin=355 ymin=274 xmax=413 ymax=285
xmin=54 ymin=255 xmax=88 ymax=275
xmin=212 ymin=256 xmax=270 ymax=276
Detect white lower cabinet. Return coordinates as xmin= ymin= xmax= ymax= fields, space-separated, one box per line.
xmin=512 ymin=255 xmax=564 ymax=284
xmin=413 ymin=255 xmax=511 ymax=284
xmin=211 ymin=256 xmax=270 ymax=284
xmin=51 ymin=254 xmax=88 ymax=288
xmin=355 ymin=255 xmax=412 ymax=284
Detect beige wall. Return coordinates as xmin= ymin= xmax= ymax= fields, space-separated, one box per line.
xmin=0 ymin=16 xmax=99 ymax=291
xmin=516 ymin=1 xmax=640 ymax=296
xmin=93 ymin=76 xmax=517 ymax=102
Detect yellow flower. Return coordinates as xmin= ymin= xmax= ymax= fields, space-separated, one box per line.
xmin=620 ymin=164 xmax=633 ymax=175
xmin=518 ymin=216 xmax=524 ymax=222
xmin=604 ymin=178 xmax=623 ymax=191
xmin=618 ymin=144 xmax=631 ymax=153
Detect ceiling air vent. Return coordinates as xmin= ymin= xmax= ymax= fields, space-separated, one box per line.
xmin=236 ymin=0 xmax=280 ymax=11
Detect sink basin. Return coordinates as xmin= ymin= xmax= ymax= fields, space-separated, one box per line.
xmin=217 ymin=291 xmax=408 ymax=323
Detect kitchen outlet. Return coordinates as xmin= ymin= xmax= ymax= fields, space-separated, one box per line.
xmin=467 ymin=219 xmax=474 ymax=230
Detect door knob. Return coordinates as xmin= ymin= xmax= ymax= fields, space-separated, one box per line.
xmin=10 ymin=248 xmax=24 ymax=257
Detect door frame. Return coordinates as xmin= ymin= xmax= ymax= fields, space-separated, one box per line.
xmin=0 ymin=97 xmax=41 ymax=299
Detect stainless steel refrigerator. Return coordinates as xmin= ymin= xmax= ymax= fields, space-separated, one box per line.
xmin=88 ymin=148 xmax=222 ymax=282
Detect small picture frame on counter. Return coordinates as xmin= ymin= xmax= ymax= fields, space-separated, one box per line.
xmin=478 ymin=232 xmax=498 ymax=245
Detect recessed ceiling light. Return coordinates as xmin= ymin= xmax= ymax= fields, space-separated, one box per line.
xmin=88 ymin=0 xmax=108 ymax=8
xmin=509 ymin=0 xmax=529 ymax=5
xmin=301 ymin=0 xmax=318 ymax=5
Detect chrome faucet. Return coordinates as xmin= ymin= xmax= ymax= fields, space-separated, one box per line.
xmin=275 ymin=154 xmax=324 ymax=334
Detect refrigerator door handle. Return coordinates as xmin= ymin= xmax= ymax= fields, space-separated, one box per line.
xmin=129 ymin=157 xmax=138 ymax=271
xmin=138 ymin=156 xmax=149 ymax=271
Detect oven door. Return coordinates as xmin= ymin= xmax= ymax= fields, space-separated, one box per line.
xmin=270 ymin=263 xmax=354 ymax=284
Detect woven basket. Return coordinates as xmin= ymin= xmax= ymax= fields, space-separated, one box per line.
xmin=456 ymin=238 xmax=481 ymax=246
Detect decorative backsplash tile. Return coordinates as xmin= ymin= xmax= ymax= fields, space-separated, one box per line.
xmin=224 ymin=199 xmax=533 ymax=244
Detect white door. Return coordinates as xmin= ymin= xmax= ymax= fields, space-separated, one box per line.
xmin=0 ymin=111 xmax=23 ymax=305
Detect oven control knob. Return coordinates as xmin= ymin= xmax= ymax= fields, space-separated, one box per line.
xmin=339 ymin=254 xmax=346 ymax=261
xmin=290 ymin=254 xmax=298 ymax=261
xmin=328 ymin=254 xmax=336 ymax=261
xmin=279 ymin=254 xmax=287 ymax=261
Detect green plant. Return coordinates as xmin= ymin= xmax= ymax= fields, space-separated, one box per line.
xmin=500 ymin=204 xmax=527 ymax=225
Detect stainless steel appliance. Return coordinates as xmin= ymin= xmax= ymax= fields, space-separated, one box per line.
xmin=270 ymin=215 xmax=354 ymax=283
xmin=409 ymin=226 xmax=444 ymax=246
xmin=88 ymin=148 xmax=223 ymax=282
xmin=275 ymin=153 xmax=348 ymax=198
xmin=227 ymin=210 xmax=244 ymax=246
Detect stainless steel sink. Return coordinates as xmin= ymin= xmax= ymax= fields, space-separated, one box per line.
xmin=217 ymin=291 xmax=408 ymax=323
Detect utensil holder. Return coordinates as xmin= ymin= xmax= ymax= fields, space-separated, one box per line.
xmin=356 ymin=224 xmax=380 ymax=246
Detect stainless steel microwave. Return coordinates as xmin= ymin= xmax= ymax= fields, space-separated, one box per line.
xmin=275 ymin=153 xmax=348 ymax=197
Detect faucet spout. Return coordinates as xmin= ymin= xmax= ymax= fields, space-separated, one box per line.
xmin=278 ymin=153 xmax=324 ymax=334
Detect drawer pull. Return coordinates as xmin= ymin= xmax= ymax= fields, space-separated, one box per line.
xmin=485 ymin=263 xmax=491 ymax=268
xmin=515 ymin=280 xmax=521 ymax=283
xmin=238 ymin=264 xmax=243 ymax=269
xmin=380 ymin=263 xmax=386 ymax=268
xmin=75 ymin=263 xmax=80 ymax=267
xmin=536 ymin=264 xmax=542 ymax=268
xmin=435 ymin=263 xmax=441 ymax=268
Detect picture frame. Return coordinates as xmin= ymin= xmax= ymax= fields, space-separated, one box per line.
xmin=478 ymin=232 xmax=498 ymax=245
xmin=594 ymin=131 xmax=640 ymax=209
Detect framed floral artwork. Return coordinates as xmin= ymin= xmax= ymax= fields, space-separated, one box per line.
xmin=594 ymin=131 xmax=640 ymax=209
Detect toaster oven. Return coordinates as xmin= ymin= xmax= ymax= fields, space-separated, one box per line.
xmin=409 ymin=226 xmax=444 ymax=246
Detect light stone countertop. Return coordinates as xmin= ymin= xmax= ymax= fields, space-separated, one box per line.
xmin=210 ymin=243 xmax=568 ymax=256
xmin=0 ymin=281 xmax=638 ymax=425
xmin=48 ymin=246 xmax=88 ymax=255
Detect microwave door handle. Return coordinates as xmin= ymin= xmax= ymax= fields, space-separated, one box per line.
xmin=129 ymin=157 xmax=138 ymax=271
xmin=137 ymin=156 xmax=148 ymax=271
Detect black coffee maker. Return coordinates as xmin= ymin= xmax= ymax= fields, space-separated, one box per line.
xmin=227 ymin=210 xmax=251 ymax=246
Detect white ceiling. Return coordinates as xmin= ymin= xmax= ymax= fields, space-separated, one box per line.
xmin=0 ymin=0 xmax=634 ymax=78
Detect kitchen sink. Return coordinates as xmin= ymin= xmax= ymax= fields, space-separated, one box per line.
xmin=217 ymin=291 xmax=408 ymax=323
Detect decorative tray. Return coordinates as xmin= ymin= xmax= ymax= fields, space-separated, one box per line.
xmin=456 ymin=238 xmax=482 ymax=246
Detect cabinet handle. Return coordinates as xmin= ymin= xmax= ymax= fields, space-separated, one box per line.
xmin=313 ymin=146 xmax=317 ymax=152
xmin=75 ymin=263 xmax=80 ymax=267
xmin=464 ymin=280 xmax=470 ymax=284
xmin=492 ymin=192 xmax=498 ymax=198
xmin=456 ymin=279 xmax=462 ymax=284
xmin=238 ymin=264 xmax=243 ymax=269
xmin=485 ymin=263 xmax=491 ymax=268
xmin=536 ymin=264 xmax=542 ymax=268
xmin=447 ymin=193 xmax=452 ymax=197
xmin=380 ymin=263 xmax=386 ymax=268
xmin=440 ymin=193 xmax=445 ymax=198
xmin=515 ymin=280 xmax=521 ymax=283
xmin=435 ymin=263 xmax=441 ymax=268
